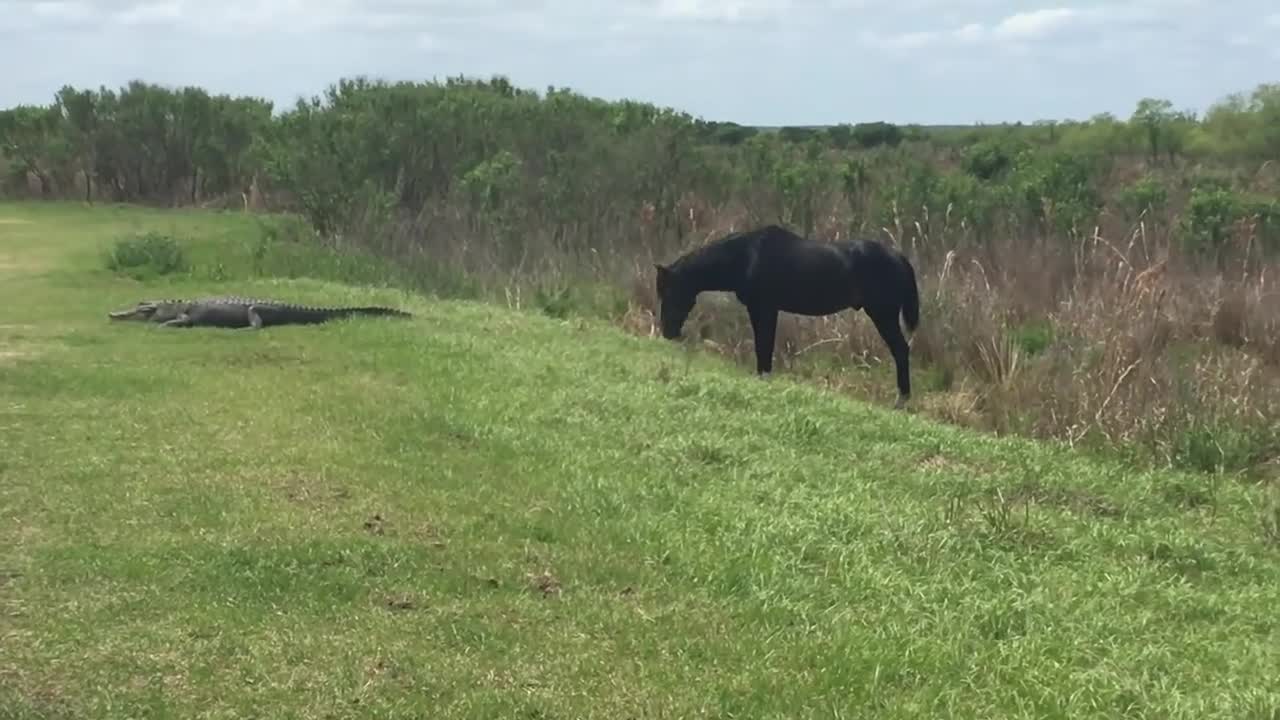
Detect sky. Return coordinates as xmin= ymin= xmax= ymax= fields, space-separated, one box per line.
xmin=1 ymin=0 xmax=1277 ymax=126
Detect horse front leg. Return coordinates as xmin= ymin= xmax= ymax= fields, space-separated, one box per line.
xmin=746 ymin=303 xmax=779 ymax=377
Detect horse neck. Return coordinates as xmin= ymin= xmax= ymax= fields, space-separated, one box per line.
xmin=676 ymin=242 xmax=747 ymax=293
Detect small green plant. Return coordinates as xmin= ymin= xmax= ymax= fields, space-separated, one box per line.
xmin=534 ymin=283 xmax=576 ymax=319
xmin=839 ymin=157 xmax=871 ymax=223
xmin=1012 ymin=319 xmax=1054 ymax=357
xmin=1262 ymin=488 xmax=1280 ymax=547
xmin=104 ymin=231 xmax=189 ymax=279
xmin=1169 ymin=415 xmax=1273 ymax=476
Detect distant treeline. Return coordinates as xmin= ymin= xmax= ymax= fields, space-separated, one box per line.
xmin=1 ymin=75 xmax=1278 ymax=262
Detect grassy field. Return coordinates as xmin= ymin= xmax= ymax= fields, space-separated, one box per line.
xmin=2 ymin=202 xmax=1279 ymax=719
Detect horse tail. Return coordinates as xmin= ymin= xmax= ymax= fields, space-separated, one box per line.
xmin=900 ymin=254 xmax=920 ymax=333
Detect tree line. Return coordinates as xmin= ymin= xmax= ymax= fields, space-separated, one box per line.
xmin=2 ymin=75 xmax=1279 ymax=264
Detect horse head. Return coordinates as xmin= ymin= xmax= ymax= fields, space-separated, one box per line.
xmin=654 ymin=263 xmax=695 ymax=340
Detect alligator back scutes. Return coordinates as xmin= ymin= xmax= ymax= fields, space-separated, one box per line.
xmin=171 ymin=297 xmax=374 ymax=313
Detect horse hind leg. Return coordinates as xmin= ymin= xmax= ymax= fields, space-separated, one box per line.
xmin=868 ymin=306 xmax=911 ymax=409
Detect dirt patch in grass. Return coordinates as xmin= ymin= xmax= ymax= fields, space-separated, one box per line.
xmin=412 ymin=521 xmax=447 ymax=549
xmin=276 ymin=474 xmax=351 ymax=507
xmin=526 ymin=569 xmax=562 ymax=597
xmin=363 ymin=513 xmax=389 ymax=536
xmin=1006 ymin=479 xmax=1128 ymax=519
xmin=0 ymin=257 xmax=49 ymax=276
xmin=917 ymin=451 xmax=994 ymax=478
xmin=383 ymin=595 xmax=419 ymax=612
xmin=0 ymin=349 xmax=38 ymax=365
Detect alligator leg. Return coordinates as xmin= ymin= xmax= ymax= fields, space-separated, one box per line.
xmin=160 ymin=314 xmax=193 ymax=328
xmin=247 ymin=306 xmax=265 ymax=329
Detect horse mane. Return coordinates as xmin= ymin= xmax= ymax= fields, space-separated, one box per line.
xmin=670 ymin=226 xmax=767 ymax=272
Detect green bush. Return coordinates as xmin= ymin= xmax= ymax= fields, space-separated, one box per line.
xmin=1118 ymin=175 xmax=1169 ymax=220
xmin=1242 ymin=196 xmax=1280 ymax=252
xmin=850 ymin=121 xmax=904 ymax=149
xmin=934 ymin=173 xmax=1001 ymax=236
xmin=1009 ymin=150 xmax=1099 ymax=234
xmin=960 ymin=139 xmax=1015 ymax=181
xmin=878 ymin=158 xmax=942 ymax=228
xmin=104 ymin=232 xmax=189 ymax=279
xmin=1180 ymin=184 xmax=1240 ymax=256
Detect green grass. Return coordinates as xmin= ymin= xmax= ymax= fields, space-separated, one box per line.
xmin=2 ymin=201 xmax=1279 ymax=719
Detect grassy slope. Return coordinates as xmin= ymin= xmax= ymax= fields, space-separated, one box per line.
xmin=1 ymin=202 xmax=1278 ymax=719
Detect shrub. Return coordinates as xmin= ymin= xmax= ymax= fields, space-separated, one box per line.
xmin=1118 ymin=175 xmax=1169 ymax=220
xmin=850 ymin=121 xmax=904 ymax=149
xmin=1008 ymin=150 xmax=1099 ymax=234
xmin=1241 ymin=196 xmax=1280 ymax=253
xmin=934 ymin=173 xmax=1002 ymax=237
xmin=1012 ymin=319 xmax=1054 ymax=357
xmin=104 ymin=232 xmax=189 ymax=279
xmin=961 ymin=139 xmax=1015 ymax=181
xmin=1181 ymin=184 xmax=1240 ymax=257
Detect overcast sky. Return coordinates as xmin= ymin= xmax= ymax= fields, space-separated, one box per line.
xmin=1 ymin=0 xmax=1277 ymax=125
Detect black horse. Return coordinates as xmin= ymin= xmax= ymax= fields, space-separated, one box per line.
xmin=654 ymin=224 xmax=921 ymax=408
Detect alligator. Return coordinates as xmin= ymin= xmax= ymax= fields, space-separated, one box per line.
xmin=108 ymin=296 xmax=412 ymax=329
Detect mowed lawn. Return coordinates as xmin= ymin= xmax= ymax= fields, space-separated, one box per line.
xmin=1 ymin=202 xmax=1278 ymax=719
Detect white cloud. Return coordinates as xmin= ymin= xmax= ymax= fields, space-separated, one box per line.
xmin=952 ymin=22 xmax=985 ymax=42
xmin=858 ymin=6 xmax=1096 ymax=52
xmin=860 ymin=19 xmax=986 ymax=50
xmin=0 ymin=0 xmax=99 ymax=30
xmin=992 ymin=7 xmax=1079 ymax=39
xmin=653 ymin=0 xmax=788 ymax=22
xmin=114 ymin=1 xmax=181 ymax=26
xmin=866 ymin=29 xmax=940 ymax=49
xmin=32 ymin=0 xmax=96 ymax=21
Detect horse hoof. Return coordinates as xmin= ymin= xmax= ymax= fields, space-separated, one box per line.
xmin=894 ymin=395 xmax=909 ymax=410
